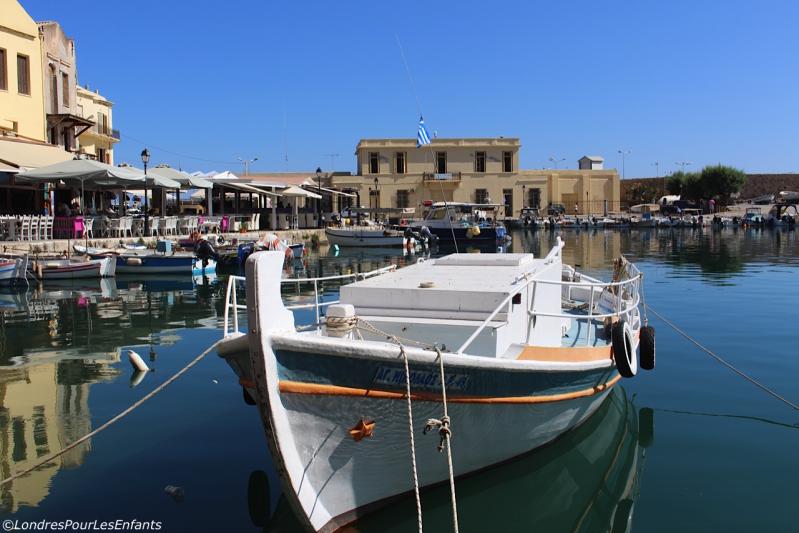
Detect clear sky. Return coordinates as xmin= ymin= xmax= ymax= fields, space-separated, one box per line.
xmin=21 ymin=0 xmax=799 ymax=177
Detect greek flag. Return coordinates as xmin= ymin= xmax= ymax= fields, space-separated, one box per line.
xmin=416 ymin=116 xmax=431 ymax=147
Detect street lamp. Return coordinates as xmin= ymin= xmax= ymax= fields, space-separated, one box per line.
xmin=522 ymin=184 xmax=526 ymax=209
xmin=617 ymin=149 xmax=631 ymax=179
xmin=373 ymin=176 xmax=379 ymax=222
xmin=237 ymin=156 xmax=258 ymax=176
xmin=140 ymin=148 xmax=150 ymax=236
xmin=548 ymin=156 xmax=565 ymax=169
xmin=316 ymin=167 xmax=323 ymax=228
xmin=675 ymin=161 xmax=692 ymax=173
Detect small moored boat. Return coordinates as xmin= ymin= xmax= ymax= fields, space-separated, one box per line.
xmin=218 ymin=239 xmax=654 ymax=531
xmin=30 ymin=256 xmax=116 ymax=280
xmin=0 ymin=256 xmax=28 ymax=285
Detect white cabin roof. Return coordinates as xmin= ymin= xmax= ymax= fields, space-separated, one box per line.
xmin=340 ymin=253 xmax=547 ymax=319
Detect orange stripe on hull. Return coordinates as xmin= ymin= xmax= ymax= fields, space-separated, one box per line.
xmin=278 ymin=374 xmax=621 ymax=405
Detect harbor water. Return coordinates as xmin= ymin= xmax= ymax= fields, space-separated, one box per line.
xmin=1 ymin=227 xmax=797 ymax=532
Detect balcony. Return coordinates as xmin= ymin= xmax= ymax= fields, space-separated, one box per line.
xmin=422 ymin=171 xmax=462 ymax=182
xmin=83 ymin=123 xmax=120 ymax=142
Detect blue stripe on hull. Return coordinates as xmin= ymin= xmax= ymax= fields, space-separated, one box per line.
xmin=275 ymin=349 xmax=616 ymax=399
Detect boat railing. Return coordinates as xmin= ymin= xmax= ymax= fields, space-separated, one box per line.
xmin=223 ymin=264 xmax=398 ymax=338
xmin=455 ymin=240 xmax=642 ymax=355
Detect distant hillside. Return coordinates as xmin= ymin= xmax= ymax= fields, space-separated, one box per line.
xmin=621 ymin=174 xmax=799 ymax=205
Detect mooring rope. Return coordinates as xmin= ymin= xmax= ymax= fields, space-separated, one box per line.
xmin=424 ymin=347 xmax=460 ymax=533
xmin=646 ymin=305 xmax=799 ymax=411
xmin=398 ymin=341 xmax=424 ymax=533
xmin=0 ymin=339 xmax=221 ymax=486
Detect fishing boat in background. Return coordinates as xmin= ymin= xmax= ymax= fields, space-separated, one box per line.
xmin=412 ymin=202 xmax=507 ymax=245
xmin=777 ymin=191 xmax=799 ymax=203
xmin=0 ymin=256 xmax=29 ymax=285
xmin=218 ymin=240 xmax=655 ymax=531
xmin=30 ymin=256 xmax=116 ymax=280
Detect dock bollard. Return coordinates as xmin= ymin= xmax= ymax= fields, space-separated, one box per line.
xmin=127 ymin=350 xmax=150 ymax=372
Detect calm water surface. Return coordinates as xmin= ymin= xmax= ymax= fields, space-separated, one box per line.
xmin=1 ymin=227 xmax=797 ymax=532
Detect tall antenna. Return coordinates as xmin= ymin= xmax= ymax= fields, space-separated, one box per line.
xmin=282 ymin=110 xmax=289 ymax=171
xmin=323 ymin=153 xmax=340 ymax=172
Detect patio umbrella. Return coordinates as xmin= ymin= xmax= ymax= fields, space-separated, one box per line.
xmin=16 ymin=159 xmax=147 ymax=213
xmin=279 ymin=186 xmax=322 ymax=229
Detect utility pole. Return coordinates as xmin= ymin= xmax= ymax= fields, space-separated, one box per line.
xmin=237 ymin=156 xmax=258 ymax=176
xmin=617 ymin=149 xmax=631 ymax=179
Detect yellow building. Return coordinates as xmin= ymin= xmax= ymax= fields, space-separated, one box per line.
xmin=330 ymin=138 xmax=620 ymax=217
xmin=76 ymin=85 xmax=118 ymax=164
xmin=0 ymin=0 xmax=47 ymax=142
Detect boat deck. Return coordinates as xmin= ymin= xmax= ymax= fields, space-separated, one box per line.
xmin=562 ymin=311 xmax=610 ymax=348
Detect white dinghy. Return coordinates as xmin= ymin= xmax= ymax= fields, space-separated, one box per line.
xmin=217 ymin=238 xmax=654 ymax=531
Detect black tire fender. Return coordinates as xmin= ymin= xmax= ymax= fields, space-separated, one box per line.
xmin=640 ymin=325 xmax=655 ymax=370
xmin=612 ymin=320 xmax=637 ymax=378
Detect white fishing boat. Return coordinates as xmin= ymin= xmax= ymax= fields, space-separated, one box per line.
xmin=0 ymin=256 xmax=28 ymax=285
xmin=217 ymin=239 xmax=655 ymax=531
xmin=325 ymin=226 xmax=413 ymax=248
xmin=30 ymin=256 xmax=116 ymax=280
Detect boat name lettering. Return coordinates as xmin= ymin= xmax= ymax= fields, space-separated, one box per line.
xmin=372 ymin=366 xmax=470 ymax=391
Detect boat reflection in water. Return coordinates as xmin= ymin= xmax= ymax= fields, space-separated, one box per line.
xmin=247 ymin=387 xmax=653 ymax=532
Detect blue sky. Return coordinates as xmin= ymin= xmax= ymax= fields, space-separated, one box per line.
xmin=22 ymin=0 xmax=799 ymax=177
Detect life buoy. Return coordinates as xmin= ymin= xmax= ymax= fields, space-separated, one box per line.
xmin=639 ymin=325 xmax=655 ymax=370
xmin=611 ymin=320 xmax=637 ymax=378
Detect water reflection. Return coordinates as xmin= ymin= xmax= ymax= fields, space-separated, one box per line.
xmin=0 ymin=226 xmax=795 ymax=520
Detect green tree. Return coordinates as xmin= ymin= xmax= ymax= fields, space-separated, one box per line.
xmin=699 ymin=164 xmax=746 ymax=202
xmin=666 ymin=171 xmax=699 ymax=196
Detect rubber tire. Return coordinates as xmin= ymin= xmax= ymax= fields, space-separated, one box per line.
xmin=611 ymin=320 xmax=637 ymax=378
xmin=242 ymin=386 xmax=256 ymax=406
xmin=640 ymin=325 xmax=655 ymax=370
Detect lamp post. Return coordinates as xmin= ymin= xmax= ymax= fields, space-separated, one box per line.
xmin=316 ymin=167 xmax=323 ymax=228
xmin=373 ymin=176 xmax=379 ymax=222
xmin=548 ymin=156 xmax=565 ymax=169
xmin=141 ymin=148 xmax=150 ymax=236
xmin=522 ymin=184 xmax=526 ymax=210
xmin=237 ymin=156 xmax=258 ymax=176
xmin=617 ymin=149 xmax=631 ymax=179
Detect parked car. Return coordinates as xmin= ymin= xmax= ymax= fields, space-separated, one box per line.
xmin=547 ymin=203 xmax=566 ymax=216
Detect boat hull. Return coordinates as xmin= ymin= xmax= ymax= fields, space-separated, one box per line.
xmin=325 ymin=228 xmax=406 ymax=248
xmin=413 ymin=225 xmax=500 ymax=243
xmin=101 ymin=254 xmax=216 ymax=275
xmin=34 ymin=257 xmax=115 ymax=279
xmin=252 ymin=339 xmax=617 ymax=532
xmin=0 ymin=258 xmax=27 ymax=285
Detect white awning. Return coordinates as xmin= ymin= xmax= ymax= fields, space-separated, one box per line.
xmin=216 ymin=180 xmax=282 ymax=197
xmin=0 ymin=138 xmax=73 ymax=170
xmin=304 ymin=184 xmax=357 ymax=198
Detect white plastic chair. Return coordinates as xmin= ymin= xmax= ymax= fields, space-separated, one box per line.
xmin=19 ymin=216 xmax=31 ymax=241
xmin=84 ymin=217 xmax=95 ymax=238
xmin=42 ymin=216 xmax=53 ymax=240
xmin=165 ymin=217 xmax=177 ymax=236
xmin=149 ymin=217 xmax=160 ymax=237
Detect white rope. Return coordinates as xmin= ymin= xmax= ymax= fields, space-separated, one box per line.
xmin=1 ymin=339 xmax=221 ymax=486
xmin=399 ymin=341 xmax=424 ymax=533
xmin=647 ymin=305 xmax=799 ymax=411
xmin=423 ymin=347 xmax=460 ymax=533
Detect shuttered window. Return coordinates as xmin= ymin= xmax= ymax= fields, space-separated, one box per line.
xmin=17 ymin=54 xmax=30 ymax=95
xmin=0 ymin=49 xmax=7 ymax=91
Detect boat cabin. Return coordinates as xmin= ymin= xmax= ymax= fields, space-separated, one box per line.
xmin=338 ymin=252 xmax=568 ymax=358
xmin=422 ymin=202 xmax=501 ymax=227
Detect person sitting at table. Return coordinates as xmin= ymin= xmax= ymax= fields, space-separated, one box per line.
xmin=132 ymin=196 xmax=141 ymax=211
xmin=57 ymin=201 xmax=71 ymax=217
xmin=69 ymin=199 xmax=81 ymax=216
